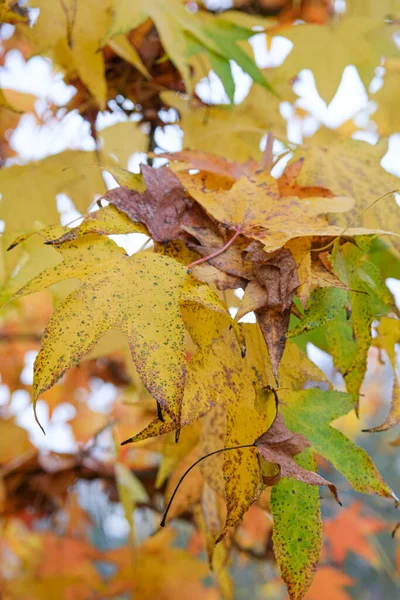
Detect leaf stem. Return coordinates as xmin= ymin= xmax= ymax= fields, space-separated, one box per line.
xmin=311 ymin=188 xmax=400 ymax=253
xmin=160 ymin=444 xmax=256 ymax=527
xmin=186 ymin=230 xmax=240 ymax=269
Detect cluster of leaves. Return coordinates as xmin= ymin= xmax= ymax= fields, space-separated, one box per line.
xmin=0 ymin=0 xmax=400 ymax=599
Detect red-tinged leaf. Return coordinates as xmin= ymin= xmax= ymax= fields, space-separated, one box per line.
xmin=104 ymin=164 xmax=189 ymax=243
xmin=255 ymin=414 xmax=339 ymax=502
xmin=324 ymin=501 xmax=387 ymax=564
xmin=304 ymin=566 xmax=354 ymax=600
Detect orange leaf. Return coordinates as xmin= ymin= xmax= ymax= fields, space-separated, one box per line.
xmin=324 ymin=501 xmax=387 ymax=565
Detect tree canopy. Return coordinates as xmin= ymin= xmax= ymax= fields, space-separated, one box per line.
xmin=0 ymin=1 xmax=399 ymax=599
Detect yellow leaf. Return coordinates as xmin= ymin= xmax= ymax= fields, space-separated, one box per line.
xmin=372 ymin=60 xmax=400 ymax=135
xmin=0 ymin=418 xmax=33 ymax=464
xmin=292 ymin=139 xmax=400 ymax=252
xmin=107 ymin=33 xmax=150 ymax=78
xmin=275 ymin=17 xmax=397 ymax=103
xmin=29 ymin=0 xmax=112 ymax=108
xmin=100 ymin=120 xmax=148 ymax=168
xmin=0 ymin=151 xmax=105 ymax=282
xmin=176 ymin=169 xmax=373 ymax=252
xmin=161 ymin=86 xmax=286 ymax=162
xmin=11 ymin=232 xmax=189 ymax=426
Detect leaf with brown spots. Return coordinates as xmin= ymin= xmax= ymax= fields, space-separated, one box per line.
xmin=271 ymin=449 xmax=323 ymax=600
xmin=291 ymin=139 xmax=400 ymax=252
xmin=9 ymin=231 xmax=189 ymax=427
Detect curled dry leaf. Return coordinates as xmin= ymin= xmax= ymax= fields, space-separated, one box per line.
xmin=254 ymin=413 xmax=340 ymax=503
xmin=104 ymin=164 xmax=189 ymax=243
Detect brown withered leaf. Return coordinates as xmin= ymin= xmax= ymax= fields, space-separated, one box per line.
xmin=254 ymin=413 xmax=340 ymax=503
xmin=254 ymin=249 xmax=299 ymax=310
xmin=187 ymin=240 xmax=253 ymax=281
xmin=248 ymin=248 xmax=300 ymax=382
xmin=236 ymin=280 xmax=268 ymax=321
xmin=104 ymin=164 xmax=189 ymax=243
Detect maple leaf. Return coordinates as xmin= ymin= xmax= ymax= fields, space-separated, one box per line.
xmin=27 ymin=0 xmax=111 ymax=109
xmin=103 ymin=529 xmax=219 ymax=600
xmin=323 ymin=501 xmax=387 ymax=565
xmin=279 ymin=387 xmax=397 ymax=502
xmin=9 ymin=231 xmax=189 ymax=427
xmin=271 ymin=449 xmax=323 ymax=600
xmin=175 ymin=166 xmax=382 ymax=254
xmin=304 ymin=566 xmax=354 ymax=600
xmin=255 ymin=413 xmax=339 ymax=500
xmin=292 ymin=139 xmax=400 ymax=252
xmin=103 ymin=164 xmax=190 ymax=243
xmin=105 ymin=0 xmax=270 ymax=100
xmin=274 ymin=16 xmax=397 ymax=102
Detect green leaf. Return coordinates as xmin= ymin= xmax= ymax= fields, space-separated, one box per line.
xmin=271 ymin=449 xmax=322 ymax=600
xmin=288 ymin=288 xmax=347 ymax=338
xmin=105 ymin=0 xmax=271 ymax=99
xmin=281 ymin=388 xmax=398 ymax=502
xmin=331 ymin=241 xmax=373 ymax=403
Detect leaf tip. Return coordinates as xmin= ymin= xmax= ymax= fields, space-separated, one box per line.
xmin=120 ymin=437 xmax=133 ymax=446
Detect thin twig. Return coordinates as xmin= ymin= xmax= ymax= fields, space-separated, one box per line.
xmin=187 ymin=230 xmax=240 ymax=269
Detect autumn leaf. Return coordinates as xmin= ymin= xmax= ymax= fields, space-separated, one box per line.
xmin=9 ymin=232 xmax=189 ymax=426
xmin=271 ymin=450 xmax=323 ymax=600
xmin=104 ymin=163 xmax=189 ymax=242
xmin=323 ymin=501 xmax=387 ymax=565
xmin=292 ymin=139 xmax=400 ymax=252
xmin=280 ymin=388 xmax=397 ymax=502
xmin=304 ymin=566 xmax=354 ymax=600
xmin=275 ymin=16 xmax=397 ymax=102
xmin=105 ymin=0 xmax=270 ymax=99
xmin=255 ymin=413 xmax=339 ymax=500
xmin=28 ymin=0 xmax=111 ymax=108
